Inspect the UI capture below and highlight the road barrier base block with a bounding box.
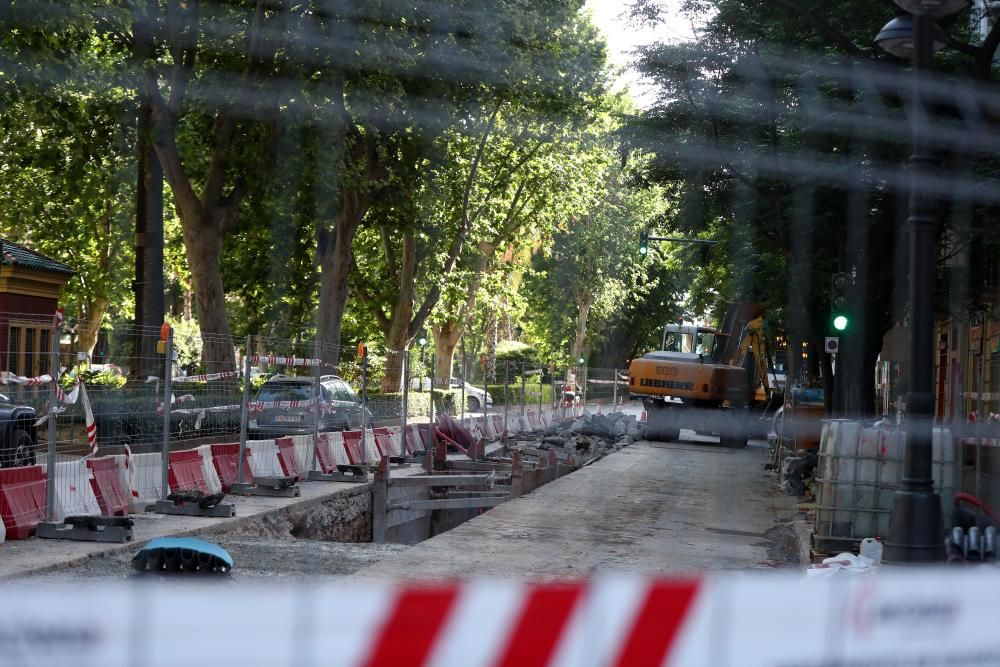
[152,499,235,518]
[36,518,133,543]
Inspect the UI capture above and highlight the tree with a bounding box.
[0,13,135,352]
[525,153,668,370]
[350,4,610,391]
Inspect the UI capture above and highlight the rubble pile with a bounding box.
[512,410,645,463]
[778,449,817,500]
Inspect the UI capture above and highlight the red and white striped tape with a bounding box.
[7,571,1000,666]
[251,354,321,367]
[0,371,54,386]
[172,371,241,383]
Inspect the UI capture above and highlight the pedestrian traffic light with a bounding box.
[831,272,851,331]
[639,230,649,256]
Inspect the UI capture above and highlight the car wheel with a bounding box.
[467,396,481,411]
[4,428,35,468]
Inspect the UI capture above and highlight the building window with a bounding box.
[7,326,19,376]
[6,324,50,378]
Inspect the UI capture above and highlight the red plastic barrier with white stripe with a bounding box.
[7,571,1000,666]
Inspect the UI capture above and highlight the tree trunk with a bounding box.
[77,297,109,356]
[317,192,362,369]
[180,212,235,371]
[433,320,462,381]
[572,291,593,363]
[484,307,498,383]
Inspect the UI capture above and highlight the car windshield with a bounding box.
[258,384,312,402]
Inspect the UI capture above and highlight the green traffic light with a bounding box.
[418,337,427,346]
[833,315,849,331]
[639,246,648,255]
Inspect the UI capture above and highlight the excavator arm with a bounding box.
[733,316,771,399]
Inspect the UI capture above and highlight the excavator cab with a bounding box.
[661,325,719,356]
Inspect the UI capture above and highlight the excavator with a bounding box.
[627,303,776,447]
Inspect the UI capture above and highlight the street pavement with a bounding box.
[355,433,801,579]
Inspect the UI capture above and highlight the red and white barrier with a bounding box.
[127,452,162,512]
[290,434,315,474]
[196,445,224,495]
[247,439,283,478]
[50,459,101,522]
[8,571,1000,666]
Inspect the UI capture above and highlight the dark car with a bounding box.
[0,396,37,468]
[248,375,372,438]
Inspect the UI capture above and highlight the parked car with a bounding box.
[248,375,372,438]
[0,396,37,468]
[408,377,493,410]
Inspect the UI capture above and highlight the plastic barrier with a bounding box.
[0,466,46,539]
[196,445,223,495]
[342,431,365,465]
[87,457,129,517]
[372,428,394,459]
[247,439,282,478]
[363,429,379,461]
[387,426,404,456]
[313,433,338,474]
[291,434,315,474]
[210,444,253,492]
[127,452,162,513]
[167,449,212,494]
[51,459,102,522]
[274,437,301,479]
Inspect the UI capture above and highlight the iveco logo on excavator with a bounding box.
[654,366,678,376]
[640,378,694,390]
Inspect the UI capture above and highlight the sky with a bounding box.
[583,0,698,106]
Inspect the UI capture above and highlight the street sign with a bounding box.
[825,337,839,354]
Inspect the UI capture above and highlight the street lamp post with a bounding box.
[875,0,968,563]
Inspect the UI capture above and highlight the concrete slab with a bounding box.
[355,438,800,579]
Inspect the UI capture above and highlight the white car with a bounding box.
[409,377,493,410]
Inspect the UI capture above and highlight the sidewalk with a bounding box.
[355,436,802,579]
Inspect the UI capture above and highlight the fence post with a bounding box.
[539,367,543,415]
[521,362,527,418]
[460,357,466,421]
[613,367,619,407]
[482,358,488,437]
[503,361,509,438]
[429,352,436,455]
[237,335,252,486]
[160,327,173,500]
[44,324,61,523]
[582,365,588,409]
[311,340,321,474]
[401,348,410,442]
[360,345,369,466]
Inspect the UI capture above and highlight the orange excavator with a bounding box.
[627,303,776,447]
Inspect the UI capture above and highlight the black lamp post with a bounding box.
[875,0,968,564]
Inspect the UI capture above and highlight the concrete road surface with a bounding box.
[356,435,801,579]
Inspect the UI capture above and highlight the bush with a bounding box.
[484,382,556,407]
[496,341,540,366]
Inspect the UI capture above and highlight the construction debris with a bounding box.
[509,410,645,464]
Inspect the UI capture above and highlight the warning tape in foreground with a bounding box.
[4,570,1000,667]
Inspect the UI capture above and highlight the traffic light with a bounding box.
[639,230,649,256]
[831,272,851,331]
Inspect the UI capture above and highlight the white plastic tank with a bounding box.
[815,421,957,553]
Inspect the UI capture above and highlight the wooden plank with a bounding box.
[388,496,509,511]
[389,474,495,488]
